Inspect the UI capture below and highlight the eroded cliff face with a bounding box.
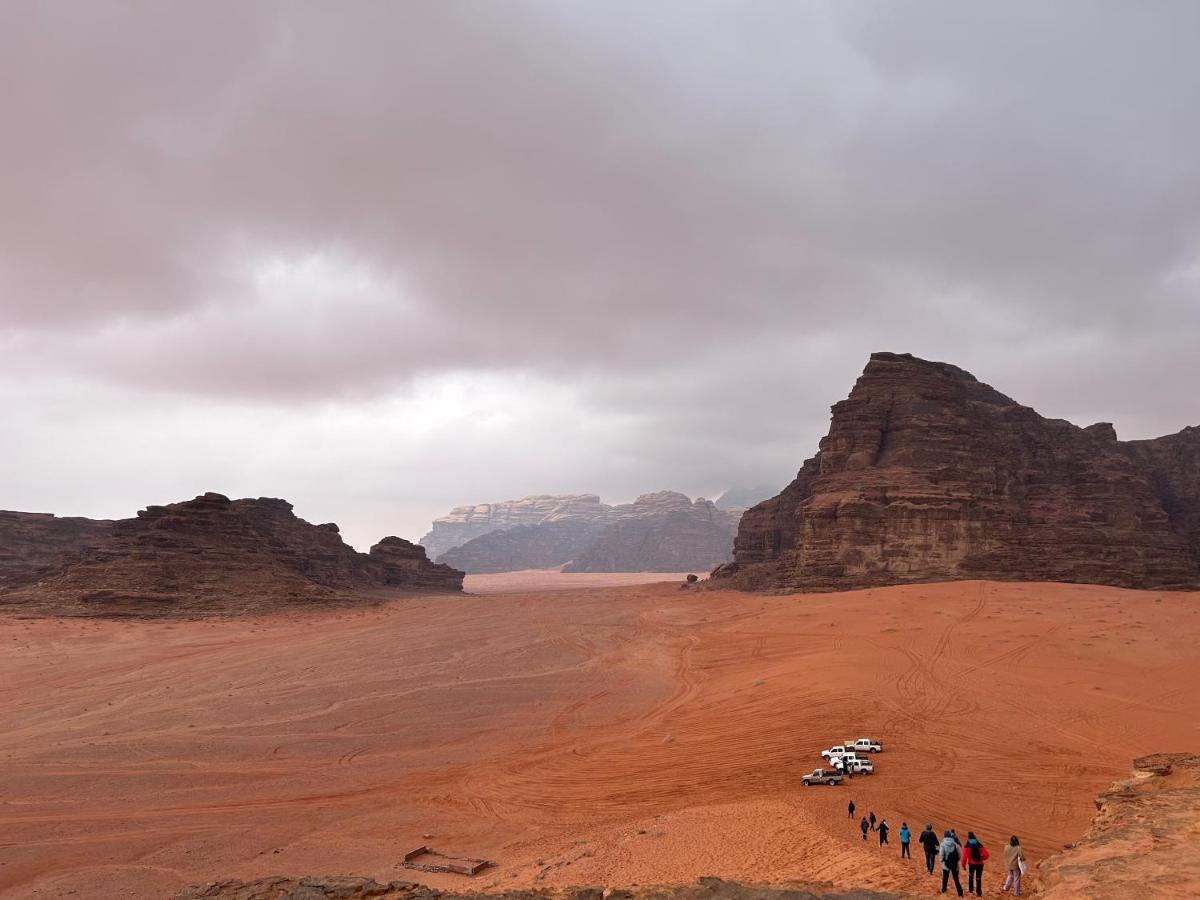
[0,510,114,590]
[2,492,462,616]
[1039,753,1200,898]
[715,353,1200,592]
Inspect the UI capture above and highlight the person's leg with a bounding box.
[927,852,936,874]
[966,865,976,892]
[1013,870,1021,897]
[941,869,950,893]
[952,868,964,897]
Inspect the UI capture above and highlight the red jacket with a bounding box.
[963,842,990,864]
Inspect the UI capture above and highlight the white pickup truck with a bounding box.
[842,737,883,753]
[801,767,843,786]
[835,755,874,774]
[821,744,852,761]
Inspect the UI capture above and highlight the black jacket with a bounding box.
[919,829,940,852]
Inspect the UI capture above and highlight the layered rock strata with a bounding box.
[0,510,114,589]
[2,492,462,615]
[715,352,1200,591]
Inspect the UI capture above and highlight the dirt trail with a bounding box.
[1,576,1197,898]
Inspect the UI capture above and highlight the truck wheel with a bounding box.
[802,779,811,786]
[827,778,836,785]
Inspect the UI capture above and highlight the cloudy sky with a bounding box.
[2,1,1198,548]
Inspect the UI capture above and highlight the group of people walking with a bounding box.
[847,800,1027,896]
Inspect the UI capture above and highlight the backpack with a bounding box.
[945,846,960,868]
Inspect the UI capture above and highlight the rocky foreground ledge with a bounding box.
[1038,752,1200,898]
[180,754,1200,900]
[179,876,905,900]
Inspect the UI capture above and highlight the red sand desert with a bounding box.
[2,576,1198,898]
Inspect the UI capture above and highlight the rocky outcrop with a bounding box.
[563,493,739,573]
[367,536,465,592]
[419,495,609,561]
[714,353,1200,592]
[1038,753,1200,898]
[2,493,462,616]
[0,510,114,590]
[180,876,904,900]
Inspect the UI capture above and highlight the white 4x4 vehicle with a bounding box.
[835,755,874,774]
[843,737,883,753]
[821,745,852,761]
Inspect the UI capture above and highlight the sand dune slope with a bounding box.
[1,580,1197,898]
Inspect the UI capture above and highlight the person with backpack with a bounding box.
[962,832,987,895]
[878,819,890,846]
[919,824,940,874]
[1002,835,1026,896]
[848,799,856,819]
[940,830,964,896]
[899,822,911,858]
[860,816,870,841]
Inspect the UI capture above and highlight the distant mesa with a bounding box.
[428,490,742,574]
[419,494,608,562]
[714,352,1200,592]
[714,484,779,512]
[0,492,463,616]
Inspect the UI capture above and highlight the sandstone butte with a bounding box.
[0,492,463,616]
[713,352,1200,592]
[434,491,740,574]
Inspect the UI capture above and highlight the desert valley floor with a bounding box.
[2,574,1198,899]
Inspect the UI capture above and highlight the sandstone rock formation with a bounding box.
[2,492,462,615]
[1039,753,1200,898]
[432,491,740,573]
[419,494,609,561]
[714,352,1200,592]
[0,510,114,590]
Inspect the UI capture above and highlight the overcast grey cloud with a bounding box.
[2,0,1198,547]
